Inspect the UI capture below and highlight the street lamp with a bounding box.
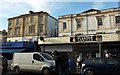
[96,35,102,57]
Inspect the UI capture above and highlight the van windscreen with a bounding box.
[41,53,53,60]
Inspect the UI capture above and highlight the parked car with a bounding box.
[0,56,8,72]
[81,57,120,75]
[11,52,55,75]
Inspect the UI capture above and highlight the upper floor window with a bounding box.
[9,20,12,26]
[97,16,103,26]
[63,22,67,31]
[15,27,20,35]
[115,16,120,24]
[40,25,43,32]
[29,25,35,34]
[16,19,19,25]
[40,16,43,21]
[76,19,81,30]
[30,16,34,23]
[8,28,12,36]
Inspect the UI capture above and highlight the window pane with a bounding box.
[106,58,118,65]
[115,16,120,24]
[63,22,67,30]
[40,25,43,32]
[29,25,35,33]
[9,20,12,26]
[16,19,19,25]
[76,19,81,29]
[97,17,103,26]
[30,16,34,23]
[33,54,41,61]
[91,58,104,64]
[15,27,20,35]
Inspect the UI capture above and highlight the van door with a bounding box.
[32,53,45,71]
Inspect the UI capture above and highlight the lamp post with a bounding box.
[97,35,102,57]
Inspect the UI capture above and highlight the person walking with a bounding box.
[76,53,82,70]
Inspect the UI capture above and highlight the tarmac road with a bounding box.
[1,70,80,75]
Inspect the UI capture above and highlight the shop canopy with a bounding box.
[0,49,25,53]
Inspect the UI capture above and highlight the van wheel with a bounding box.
[84,70,94,75]
[42,68,50,75]
[14,66,20,74]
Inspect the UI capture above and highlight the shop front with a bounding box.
[73,41,120,60]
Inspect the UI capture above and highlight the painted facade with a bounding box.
[7,11,58,42]
[58,8,120,41]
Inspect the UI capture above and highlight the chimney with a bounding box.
[29,10,34,14]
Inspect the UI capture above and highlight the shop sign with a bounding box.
[76,36,96,42]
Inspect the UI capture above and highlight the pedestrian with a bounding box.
[59,53,69,75]
[76,53,82,69]
[51,50,60,74]
[86,53,91,59]
[68,55,76,75]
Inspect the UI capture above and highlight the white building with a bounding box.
[58,8,120,40]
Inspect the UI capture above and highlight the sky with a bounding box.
[0,0,120,31]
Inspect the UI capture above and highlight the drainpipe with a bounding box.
[71,14,73,36]
[86,13,89,35]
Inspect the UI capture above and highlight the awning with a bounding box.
[0,49,25,53]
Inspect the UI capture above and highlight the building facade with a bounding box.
[58,8,120,39]
[7,11,58,42]
[0,30,7,42]
[57,7,120,58]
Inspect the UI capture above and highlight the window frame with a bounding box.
[63,22,67,31]
[33,53,43,61]
[90,58,104,64]
[76,19,81,30]
[97,16,103,26]
[30,16,34,23]
[9,20,12,26]
[105,58,119,65]
[16,19,19,25]
[28,25,35,34]
[115,16,120,24]
[15,27,20,35]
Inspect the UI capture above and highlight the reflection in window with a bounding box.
[15,27,20,35]
[9,20,12,26]
[97,16,103,26]
[76,19,81,30]
[16,19,19,25]
[40,25,43,32]
[91,58,104,64]
[115,16,120,24]
[30,16,34,23]
[41,53,53,60]
[29,25,35,34]
[33,54,42,61]
[106,58,118,65]
[9,28,12,36]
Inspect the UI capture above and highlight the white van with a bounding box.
[11,52,55,75]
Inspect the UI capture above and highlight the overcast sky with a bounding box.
[0,0,120,31]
